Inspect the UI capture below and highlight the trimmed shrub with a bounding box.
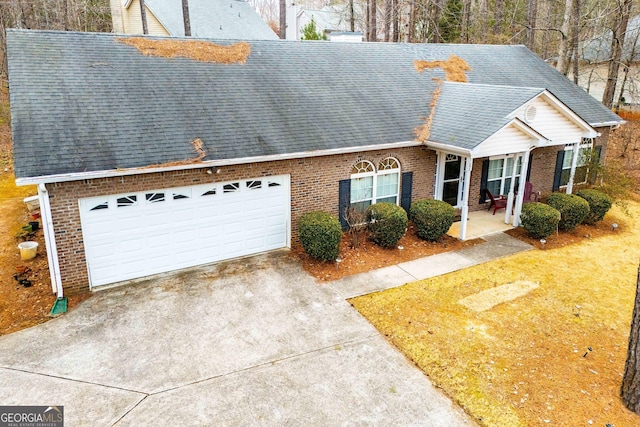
[409,199,455,242]
[299,211,342,261]
[366,202,408,248]
[576,189,613,225]
[520,202,560,239]
[546,193,590,231]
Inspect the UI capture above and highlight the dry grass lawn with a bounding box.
[351,201,640,426]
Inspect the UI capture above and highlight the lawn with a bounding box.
[351,200,640,426]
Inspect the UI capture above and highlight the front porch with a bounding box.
[447,209,515,240]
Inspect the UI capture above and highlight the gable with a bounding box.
[513,95,592,145]
[122,0,169,35]
[473,123,539,158]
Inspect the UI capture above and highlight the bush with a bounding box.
[409,199,455,242]
[576,189,613,225]
[299,211,342,261]
[366,203,408,248]
[546,193,590,231]
[520,202,560,238]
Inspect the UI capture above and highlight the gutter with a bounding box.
[16,141,423,186]
[423,141,472,157]
[38,184,63,299]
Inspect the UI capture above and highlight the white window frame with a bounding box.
[560,139,593,188]
[350,158,401,211]
[435,152,465,208]
[486,154,523,196]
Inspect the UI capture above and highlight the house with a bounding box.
[7,30,623,296]
[109,0,278,40]
[286,4,362,41]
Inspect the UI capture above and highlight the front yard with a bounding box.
[351,200,640,426]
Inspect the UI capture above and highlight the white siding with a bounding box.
[123,0,169,35]
[473,124,533,158]
[515,98,583,145]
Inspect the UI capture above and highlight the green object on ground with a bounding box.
[49,297,67,316]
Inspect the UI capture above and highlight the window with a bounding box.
[90,201,109,211]
[246,180,262,190]
[223,183,240,193]
[560,140,592,187]
[486,155,522,196]
[442,154,462,206]
[145,192,165,203]
[117,195,137,207]
[350,158,400,211]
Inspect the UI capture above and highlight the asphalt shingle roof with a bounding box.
[7,30,622,179]
[430,83,544,150]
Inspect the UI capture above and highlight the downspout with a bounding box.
[39,184,63,298]
[513,150,530,227]
[566,141,580,194]
[459,156,473,241]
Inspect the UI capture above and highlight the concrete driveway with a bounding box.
[0,251,474,426]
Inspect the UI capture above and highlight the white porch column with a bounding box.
[504,154,520,224]
[459,156,473,241]
[566,142,580,194]
[513,151,530,227]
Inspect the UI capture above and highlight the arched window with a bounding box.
[350,158,401,211]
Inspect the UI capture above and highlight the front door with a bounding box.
[438,153,464,207]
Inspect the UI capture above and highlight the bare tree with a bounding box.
[279,0,286,39]
[139,0,148,34]
[526,0,537,49]
[602,0,633,109]
[556,0,575,75]
[369,0,377,41]
[182,0,191,36]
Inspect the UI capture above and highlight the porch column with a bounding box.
[459,156,473,241]
[566,141,580,194]
[513,151,530,227]
[504,154,520,224]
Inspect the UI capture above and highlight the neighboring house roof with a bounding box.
[7,30,622,181]
[123,0,278,39]
[581,15,640,63]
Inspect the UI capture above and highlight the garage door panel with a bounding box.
[80,175,290,288]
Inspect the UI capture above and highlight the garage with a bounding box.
[79,175,290,288]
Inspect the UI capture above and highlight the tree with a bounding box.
[139,0,149,34]
[602,0,633,109]
[279,0,286,39]
[300,18,326,40]
[182,0,191,36]
[622,265,640,413]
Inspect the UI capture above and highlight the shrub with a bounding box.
[576,189,613,225]
[409,199,455,242]
[546,193,590,231]
[299,211,342,261]
[366,203,408,248]
[520,202,560,238]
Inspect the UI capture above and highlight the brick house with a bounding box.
[7,30,623,295]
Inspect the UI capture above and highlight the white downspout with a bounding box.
[513,151,530,227]
[459,157,473,241]
[566,142,580,194]
[504,155,519,224]
[39,184,63,298]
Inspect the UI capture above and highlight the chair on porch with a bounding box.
[523,181,540,203]
[486,190,507,215]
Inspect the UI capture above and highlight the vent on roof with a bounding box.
[524,105,537,124]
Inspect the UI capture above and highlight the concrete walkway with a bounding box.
[330,232,533,299]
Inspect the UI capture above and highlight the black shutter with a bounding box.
[400,172,413,213]
[479,159,490,204]
[526,152,533,182]
[552,150,565,192]
[594,145,602,162]
[338,179,351,230]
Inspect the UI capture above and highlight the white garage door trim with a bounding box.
[79,175,290,289]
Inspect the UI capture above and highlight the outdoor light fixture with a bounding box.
[206,168,213,175]
[612,223,619,231]
[540,239,546,249]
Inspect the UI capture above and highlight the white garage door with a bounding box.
[79,175,290,288]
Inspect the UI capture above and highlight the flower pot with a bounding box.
[18,241,38,260]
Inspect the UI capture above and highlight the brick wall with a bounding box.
[47,146,436,294]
